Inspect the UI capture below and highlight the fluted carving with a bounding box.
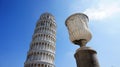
[65,13,92,47]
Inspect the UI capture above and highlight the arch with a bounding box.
[31,64,33,67]
[33,52,35,55]
[45,27,46,32]
[50,23,52,27]
[41,34,43,38]
[41,43,43,49]
[33,43,35,46]
[34,64,36,67]
[38,64,40,67]
[38,42,41,49]
[41,64,44,67]
[46,43,48,50]
[39,42,41,45]
[43,53,45,60]
[44,43,47,49]
[47,28,49,32]
[38,34,40,37]
[40,27,41,31]
[40,52,42,60]
[49,35,50,40]
[46,34,48,38]
[45,64,47,67]
[31,52,33,56]
[37,52,39,55]
[44,34,45,39]
[42,42,44,45]
[45,52,48,60]
[44,27,45,31]
[39,42,42,49]
[36,42,38,49]
[41,22,44,26]
[48,44,50,50]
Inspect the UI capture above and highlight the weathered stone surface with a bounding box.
[65,13,92,47]
[74,47,100,67]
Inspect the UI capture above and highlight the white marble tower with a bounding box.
[24,13,56,67]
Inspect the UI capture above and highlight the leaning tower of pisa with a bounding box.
[24,13,56,67]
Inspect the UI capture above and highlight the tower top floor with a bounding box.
[39,12,55,22]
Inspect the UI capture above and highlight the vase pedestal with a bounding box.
[74,47,100,67]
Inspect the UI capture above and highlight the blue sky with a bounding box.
[0,0,120,67]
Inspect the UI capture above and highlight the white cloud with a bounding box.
[84,2,120,20]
